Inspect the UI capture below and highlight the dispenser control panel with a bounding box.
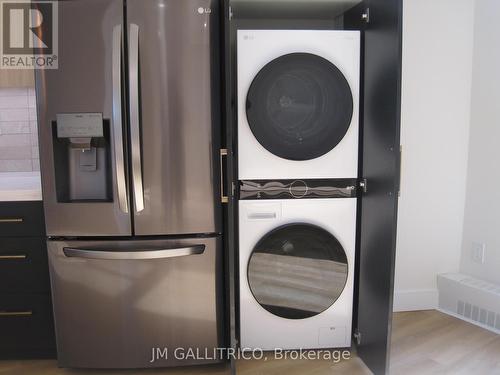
[56,113,103,138]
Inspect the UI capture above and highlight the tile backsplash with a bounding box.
[0,88,39,172]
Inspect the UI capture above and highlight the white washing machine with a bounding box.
[237,29,360,180]
[238,198,356,350]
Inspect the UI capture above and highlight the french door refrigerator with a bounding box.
[35,0,223,369]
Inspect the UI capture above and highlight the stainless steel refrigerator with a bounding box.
[35,0,224,369]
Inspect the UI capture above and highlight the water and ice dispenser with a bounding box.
[52,113,112,202]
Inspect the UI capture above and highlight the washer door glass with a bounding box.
[246,53,353,161]
[248,223,348,319]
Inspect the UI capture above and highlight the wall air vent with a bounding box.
[437,273,500,334]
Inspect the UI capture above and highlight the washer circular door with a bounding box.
[247,223,348,319]
[246,52,353,161]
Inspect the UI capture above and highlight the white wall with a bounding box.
[394,0,475,311]
[459,0,500,284]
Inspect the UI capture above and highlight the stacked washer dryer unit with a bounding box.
[237,29,360,350]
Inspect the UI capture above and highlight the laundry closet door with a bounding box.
[347,0,403,374]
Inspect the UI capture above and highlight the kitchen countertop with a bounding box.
[0,172,42,201]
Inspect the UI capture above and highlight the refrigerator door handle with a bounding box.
[112,24,129,214]
[128,23,145,213]
[62,245,205,260]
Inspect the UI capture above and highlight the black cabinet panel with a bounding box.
[352,0,402,374]
[0,294,56,358]
[0,202,45,237]
[0,237,50,294]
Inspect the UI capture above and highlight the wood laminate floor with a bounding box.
[1,310,499,375]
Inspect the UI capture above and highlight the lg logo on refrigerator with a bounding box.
[0,0,58,69]
[197,7,211,14]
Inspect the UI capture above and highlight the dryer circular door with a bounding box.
[247,223,348,319]
[246,52,353,161]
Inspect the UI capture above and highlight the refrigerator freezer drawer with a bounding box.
[47,237,223,369]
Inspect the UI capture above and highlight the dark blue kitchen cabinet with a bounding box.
[0,201,56,359]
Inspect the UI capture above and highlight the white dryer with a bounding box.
[238,198,356,350]
[237,29,360,180]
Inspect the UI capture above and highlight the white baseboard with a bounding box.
[393,289,438,312]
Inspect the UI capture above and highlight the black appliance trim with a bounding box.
[239,178,358,200]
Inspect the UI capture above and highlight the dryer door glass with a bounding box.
[246,52,353,161]
[247,223,348,319]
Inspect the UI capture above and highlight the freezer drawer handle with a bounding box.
[112,24,129,213]
[128,23,145,213]
[62,245,205,260]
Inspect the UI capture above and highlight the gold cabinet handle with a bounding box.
[0,218,24,223]
[0,311,33,317]
[220,149,229,203]
[0,254,27,260]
